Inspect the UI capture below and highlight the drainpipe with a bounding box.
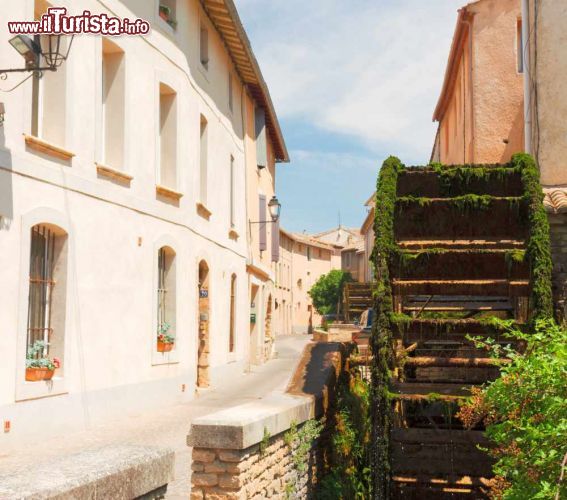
[522,0,532,154]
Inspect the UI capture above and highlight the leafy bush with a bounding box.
[308,270,353,316]
[157,322,175,344]
[26,340,60,370]
[458,319,567,499]
[318,368,371,499]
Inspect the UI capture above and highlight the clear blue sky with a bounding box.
[235,0,464,233]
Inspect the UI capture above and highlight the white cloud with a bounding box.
[235,0,464,163]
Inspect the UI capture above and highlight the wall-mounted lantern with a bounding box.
[250,196,282,225]
[1,34,73,80]
[0,103,5,126]
[267,196,282,223]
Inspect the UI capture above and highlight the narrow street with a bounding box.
[0,335,310,499]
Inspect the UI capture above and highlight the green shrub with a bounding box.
[308,269,353,316]
[317,369,371,499]
[458,319,567,499]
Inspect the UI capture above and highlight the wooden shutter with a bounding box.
[200,26,209,66]
[255,107,267,169]
[259,195,267,251]
[272,220,280,262]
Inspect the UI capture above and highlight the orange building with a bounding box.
[431,0,525,165]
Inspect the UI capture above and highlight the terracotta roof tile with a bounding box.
[543,188,567,214]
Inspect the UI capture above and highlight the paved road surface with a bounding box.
[0,335,310,499]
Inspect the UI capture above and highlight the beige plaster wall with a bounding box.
[470,0,524,164]
[291,242,338,333]
[243,90,279,363]
[526,0,567,186]
[273,232,293,337]
[0,0,266,444]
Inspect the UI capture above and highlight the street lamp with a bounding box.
[9,35,40,68]
[1,34,73,77]
[250,195,282,225]
[268,196,281,223]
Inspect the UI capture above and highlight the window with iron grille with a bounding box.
[27,225,56,355]
[157,247,168,333]
[229,274,236,353]
[157,246,177,346]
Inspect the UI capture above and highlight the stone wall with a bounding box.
[188,342,346,499]
[191,421,319,499]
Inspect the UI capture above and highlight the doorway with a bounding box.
[197,260,210,388]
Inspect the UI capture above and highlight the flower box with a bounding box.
[26,367,55,382]
[158,340,174,352]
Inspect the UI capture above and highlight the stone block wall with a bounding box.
[190,422,319,499]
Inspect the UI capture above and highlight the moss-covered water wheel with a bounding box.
[370,154,552,499]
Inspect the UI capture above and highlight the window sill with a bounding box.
[24,134,75,162]
[151,349,180,366]
[156,185,183,201]
[229,228,239,241]
[196,202,212,220]
[16,376,68,402]
[96,162,133,184]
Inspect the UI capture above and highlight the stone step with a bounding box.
[391,249,529,280]
[393,279,529,297]
[395,196,527,240]
[397,167,522,198]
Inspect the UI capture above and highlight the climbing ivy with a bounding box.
[369,156,404,499]
[284,419,323,498]
[370,153,554,498]
[512,153,554,321]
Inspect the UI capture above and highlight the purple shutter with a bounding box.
[259,195,267,251]
[272,220,280,262]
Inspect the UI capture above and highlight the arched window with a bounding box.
[26,223,68,376]
[229,274,236,353]
[157,246,176,351]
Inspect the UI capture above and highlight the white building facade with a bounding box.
[0,0,287,445]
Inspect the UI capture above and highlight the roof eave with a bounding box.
[432,8,474,122]
[201,0,289,162]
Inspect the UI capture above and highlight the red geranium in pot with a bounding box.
[25,340,60,381]
[157,323,175,352]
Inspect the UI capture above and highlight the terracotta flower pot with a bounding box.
[26,367,55,382]
[157,341,174,353]
[159,11,169,22]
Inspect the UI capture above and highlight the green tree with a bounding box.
[458,319,567,499]
[308,270,353,316]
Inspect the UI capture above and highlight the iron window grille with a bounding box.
[27,225,55,356]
